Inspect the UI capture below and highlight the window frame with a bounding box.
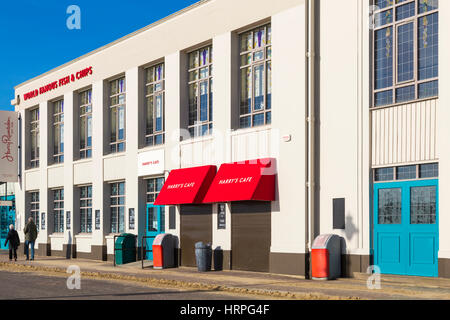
[110,181,125,234]
[109,77,126,153]
[29,107,40,169]
[238,23,272,128]
[372,0,439,108]
[373,163,438,183]
[187,45,213,138]
[52,99,64,164]
[29,191,40,230]
[79,185,93,233]
[79,89,93,159]
[52,188,64,233]
[145,63,165,146]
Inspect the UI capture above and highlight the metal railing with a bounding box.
[141,235,156,269]
[113,234,138,267]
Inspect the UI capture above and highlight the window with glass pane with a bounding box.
[29,192,40,230]
[419,163,438,178]
[396,165,417,180]
[146,177,165,204]
[378,188,402,224]
[53,189,64,233]
[79,90,92,159]
[239,24,271,128]
[110,182,125,233]
[375,167,394,181]
[30,108,40,168]
[80,185,92,233]
[372,0,438,107]
[145,64,165,146]
[110,78,126,153]
[188,46,213,138]
[411,186,436,224]
[52,100,64,163]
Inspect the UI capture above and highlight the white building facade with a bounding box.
[11,0,450,278]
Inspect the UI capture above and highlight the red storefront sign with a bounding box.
[203,158,276,203]
[23,66,93,101]
[154,165,217,205]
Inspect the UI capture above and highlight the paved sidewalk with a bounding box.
[0,252,449,300]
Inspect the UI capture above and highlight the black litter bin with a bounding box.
[195,242,212,272]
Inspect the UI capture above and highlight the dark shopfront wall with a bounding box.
[180,204,212,267]
[231,201,271,273]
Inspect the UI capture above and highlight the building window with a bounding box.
[53,189,64,233]
[30,191,40,230]
[145,64,165,146]
[52,100,64,163]
[146,177,165,204]
[188,46,213,137]
[110,182,125,233]
[239,24,272,128]
[79,90,93,159]
[30,108,40,168]
[110,78,126,153]
[372,0,438,107]
[374,163,438,182]
[80,185,92,233]
[146,177,165,233]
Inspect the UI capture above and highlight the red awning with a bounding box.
[154,165,216,205]
[203,158,276,203]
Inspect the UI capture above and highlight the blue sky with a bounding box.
[0,0,198,111]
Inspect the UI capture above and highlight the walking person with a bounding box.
[23,217,38,261]
[4,225,20,262]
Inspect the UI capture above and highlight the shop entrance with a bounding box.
[374,179,439,277]
[180,205,212,267]
[0,197,15,250]
[231,202,271,272]
[145,204,165,260]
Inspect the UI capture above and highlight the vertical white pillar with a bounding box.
[63,91,75,252]
[125,67,139,236]
[165,52,182,243]
[38,101,49,249]
[92,80,105,247]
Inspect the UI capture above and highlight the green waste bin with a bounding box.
[115,233,136,265]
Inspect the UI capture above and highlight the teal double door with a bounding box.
[145,204,165,260]
[0,201,15,250]
[374,179,439,277]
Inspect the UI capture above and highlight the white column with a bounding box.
[63,92,75,248]
[92,80,106,246]
[125,67,139,236]
[38,101,49,247]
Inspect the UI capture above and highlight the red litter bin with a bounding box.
[311,234,341,280]
[152,233,175,269]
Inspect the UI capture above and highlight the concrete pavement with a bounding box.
[0,252,449,300]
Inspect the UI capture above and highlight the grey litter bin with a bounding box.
[195,242,212,272]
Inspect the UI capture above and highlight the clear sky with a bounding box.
[0,0,199,111]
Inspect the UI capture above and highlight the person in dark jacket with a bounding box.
[4,224,20,262]
[23,217,38,261]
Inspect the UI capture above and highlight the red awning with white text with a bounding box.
[203,158,276,203]
[154,165,216,205]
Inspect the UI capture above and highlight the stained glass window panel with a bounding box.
[254,64,265,111]
[375,27,393,90]
[396,85,415,103]
[397,22,414,83]
[375,90,393,107]
[396,2,415,21]
[378,188,402,224]
[411,186,436,224]
[419,0,438,14]
[418,13,438,80]
[418,80,438,99]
